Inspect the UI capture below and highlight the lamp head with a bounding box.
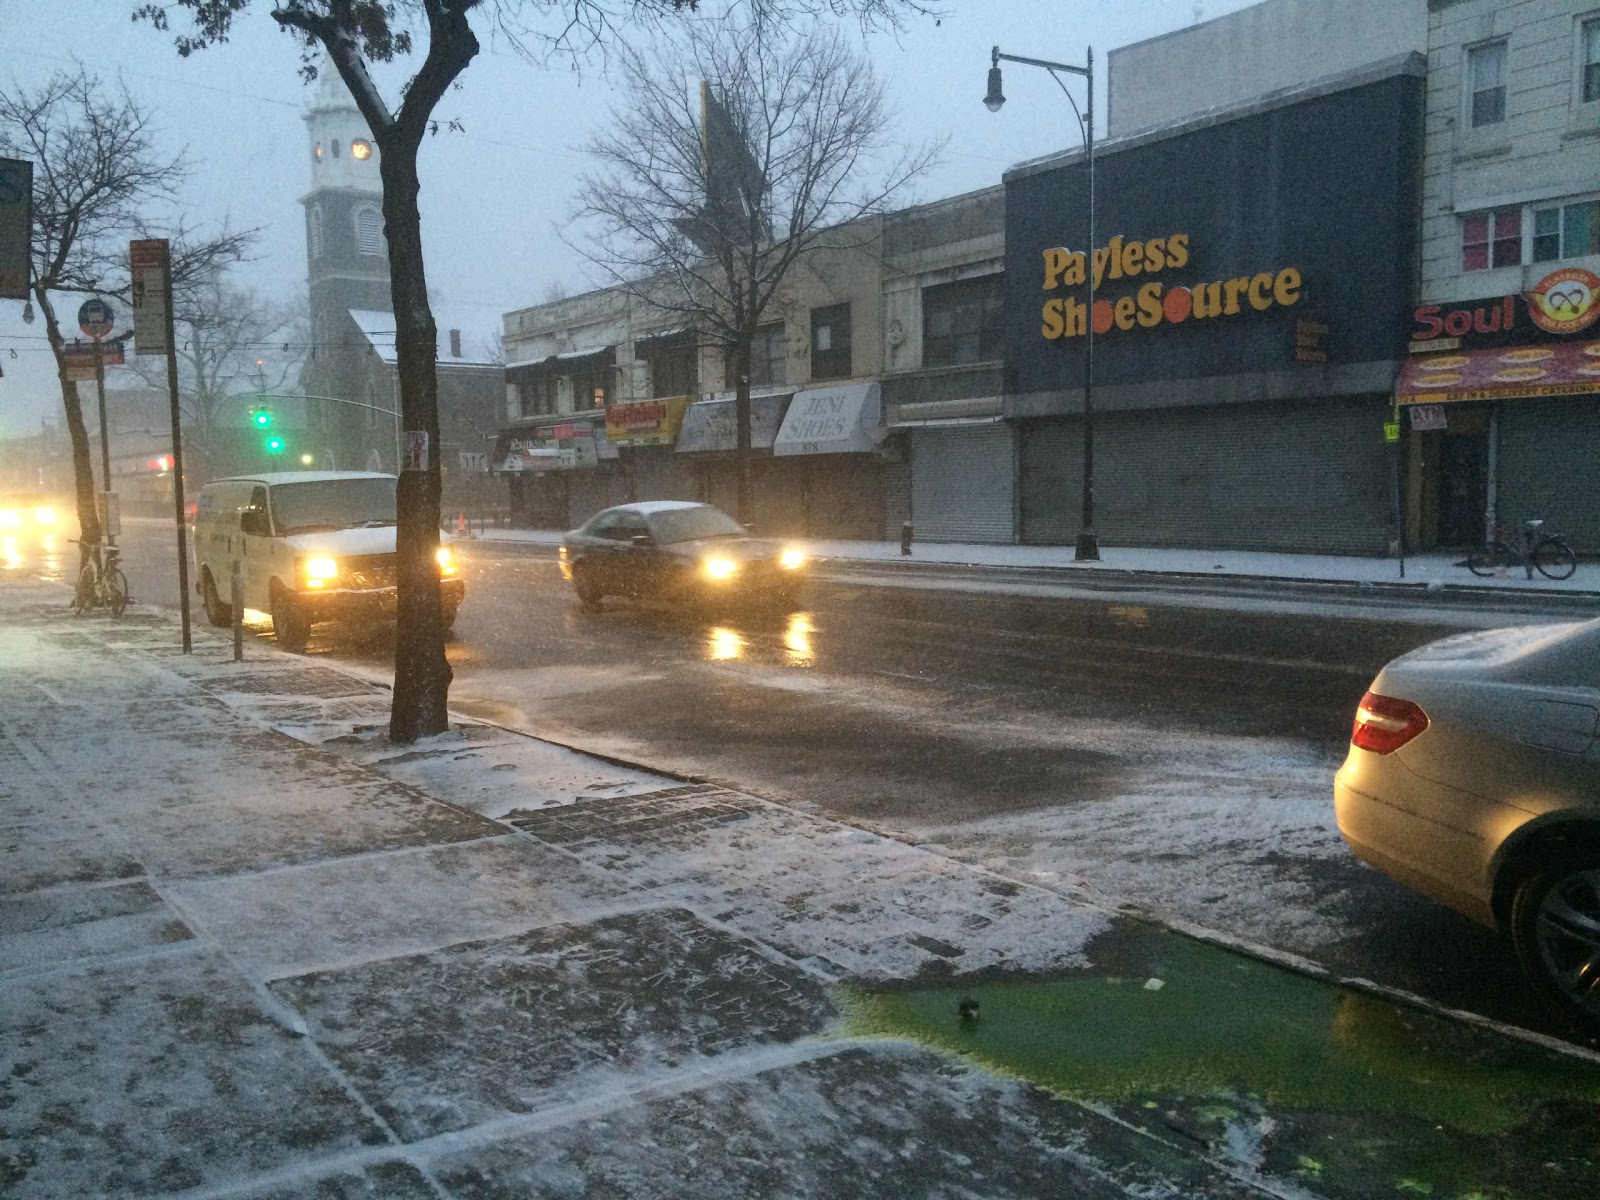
[984,66,1006,112]
[21,300,34,325]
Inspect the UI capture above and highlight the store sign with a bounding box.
[500,423,598,471]
[1526,267,1599,335]
[1039,231,1302,341]
[1411,270,1600,346]
[1408,404,1447,431]
[604,396,688,446]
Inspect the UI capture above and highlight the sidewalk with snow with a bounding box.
[3,574,1597,1199]
[468,523,1600,595]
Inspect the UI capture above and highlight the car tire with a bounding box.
[1509,855,1600,1033]
[572,564,603,610]
[441,601,459,636]
[201,570,233,628]
[270,586,310,654]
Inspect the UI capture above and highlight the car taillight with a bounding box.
[1351,691,1429,754]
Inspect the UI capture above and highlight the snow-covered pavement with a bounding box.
[3,575,1596,1199]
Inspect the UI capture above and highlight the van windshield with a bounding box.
[270,478,396,533]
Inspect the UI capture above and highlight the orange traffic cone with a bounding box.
[457,511,469,538]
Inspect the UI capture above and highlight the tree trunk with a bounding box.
[38,289,102,571]
[733,334,753,528]
[379,143,450,744]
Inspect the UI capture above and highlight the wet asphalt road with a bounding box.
[98,521,1596,1044]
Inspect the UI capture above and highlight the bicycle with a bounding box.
[69,538,130,617]
[1466,519,1577,581]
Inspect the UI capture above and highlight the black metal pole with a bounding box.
[1074,47,1099,562]
[160,253,192,653]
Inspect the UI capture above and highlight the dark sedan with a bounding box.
[559,501,807,609]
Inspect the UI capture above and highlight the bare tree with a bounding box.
[125,277,303,483]
[570,22,938,521]
[136,0,937,744]
[0,67,252,568]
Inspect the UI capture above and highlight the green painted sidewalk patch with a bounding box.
[841,922,1600,1200]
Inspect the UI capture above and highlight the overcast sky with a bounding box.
[0,0,1258,439]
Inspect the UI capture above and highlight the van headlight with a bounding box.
[304,557,340,588]
[0,509,19,529]
[436,546,457,576]
[779,548,805,570]
[703,556,738,581]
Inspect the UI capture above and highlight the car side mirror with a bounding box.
[630,533,653,548]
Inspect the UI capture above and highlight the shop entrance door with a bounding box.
[1408,404,1490,550]
[1436,430,1488,548]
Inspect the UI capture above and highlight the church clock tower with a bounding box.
[300,68,392,468]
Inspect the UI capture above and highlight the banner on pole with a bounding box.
[129,238,171,355]
[0,158,31,300]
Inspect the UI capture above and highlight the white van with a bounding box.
[191,471,464,652]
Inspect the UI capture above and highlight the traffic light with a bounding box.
[265,435,285,454]
[250,406,273,429]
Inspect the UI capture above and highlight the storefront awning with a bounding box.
[773,382,883,456]
[675,393,791,454]
[1397,342,1600,404]
[492,419,606,473]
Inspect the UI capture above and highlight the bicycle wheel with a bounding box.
[71,564,97,614]
[104,568,129,617]
[1465,541,1514,577]
[1532,537,1577,581]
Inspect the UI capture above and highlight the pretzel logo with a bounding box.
[1525,268,1600,335]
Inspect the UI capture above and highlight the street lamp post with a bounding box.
[986,45,1099,562]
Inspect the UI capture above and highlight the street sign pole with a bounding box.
[161,254,192,653]
[94,337,112,541]
[131,239,191,652]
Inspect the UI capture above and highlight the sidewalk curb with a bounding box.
[818,555,1600,606]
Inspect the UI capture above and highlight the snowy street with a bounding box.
[5,545,1600,1196]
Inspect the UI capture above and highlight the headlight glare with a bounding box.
[780,549,805,570]
[305,557,340,581]
[436,546,457,576]
[704,556,738,580]
[34,507,56,525]
[0,509,19,529]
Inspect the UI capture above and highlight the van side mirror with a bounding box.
[241,509,269,536]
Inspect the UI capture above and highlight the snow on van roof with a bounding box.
[201,472,397,487]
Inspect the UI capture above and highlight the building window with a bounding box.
[354,206,384,256]
[923,274,1005,366]
[571,365,611,409]
[1467,40,1508,128]
[309,204,323,259]
[727,322,786,388]
[1461,207,1521,271]
[331,139,342,159]
[1533,198,1600,262]
[809,303,851,380]
[350,138,373,161]
[518,373,559,418]
[1582,18,1600,104]
[637,331,696,398]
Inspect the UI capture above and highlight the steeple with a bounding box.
[303,58,381,198]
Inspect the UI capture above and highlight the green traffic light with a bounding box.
[252,408,272,427]
[266,436,284,453]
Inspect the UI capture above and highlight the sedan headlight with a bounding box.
[436,545,458,576]
[780,548,805,570]
[304,557,340,588]
[703,556,738,581]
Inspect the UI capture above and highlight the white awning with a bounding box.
[772,382,883,456]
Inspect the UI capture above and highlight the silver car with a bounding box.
[1334,617,1600,1032]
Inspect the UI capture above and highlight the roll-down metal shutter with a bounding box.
[1021,398,1391,553]
[911,424,1016,543]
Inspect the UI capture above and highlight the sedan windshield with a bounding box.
[270,478,396,533]
[647,505,745,544]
